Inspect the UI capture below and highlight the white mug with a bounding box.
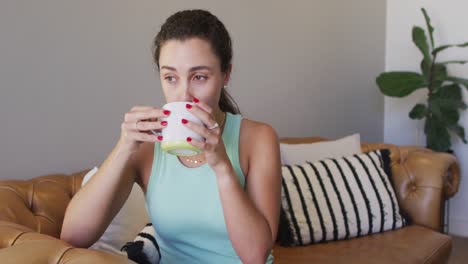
[159,101,204,156]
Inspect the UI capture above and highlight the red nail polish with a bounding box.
[186,104,192,109]
[161,121,168,126]
[192,97,199,103]
[157,135,163,141]
[181,119,188,124]
[163,110,171,116]
[186,137,192,142]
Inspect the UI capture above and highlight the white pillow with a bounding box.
[81,166,149,256]
[280,133,361,165]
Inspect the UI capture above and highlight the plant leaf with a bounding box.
[429,102,443,121]
[412,26,432,66]
[432,42,468,56]
[421,8,435,48]
[431,98,467,110]
[421,59,430,80]
[433,84,462,101]
[424,116,451,152]
[442,108,459,125]
[446,76,468,89]
[409,104,427,119]
[450,125,468,144]
[430,94,460,126]
[460,102,467,110]
[431,64,448,93]
[439,60,468,65]
[376,72,426,97]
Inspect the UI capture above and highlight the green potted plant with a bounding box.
[376,8,468,152]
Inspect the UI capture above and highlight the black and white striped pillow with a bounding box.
[278,149,408,246]
[121,223,160,264]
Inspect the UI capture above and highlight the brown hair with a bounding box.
[153,9,240,114]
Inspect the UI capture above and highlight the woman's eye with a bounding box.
[165,76,176,82]
[194,75,207,81]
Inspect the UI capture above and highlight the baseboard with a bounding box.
[448,217,468,237]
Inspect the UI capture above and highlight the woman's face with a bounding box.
[158,37,230,110]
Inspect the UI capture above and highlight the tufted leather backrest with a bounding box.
[280,137,460,231]
[0,170,88,238]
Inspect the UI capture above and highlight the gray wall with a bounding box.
[0,0,386,180]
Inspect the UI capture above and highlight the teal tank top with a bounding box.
[145,112,274,264]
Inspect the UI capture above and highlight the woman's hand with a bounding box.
[183,100,230,170]
[119,106,170,153]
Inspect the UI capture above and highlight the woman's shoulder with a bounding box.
[240,118,278,148]
[238,118,279,178]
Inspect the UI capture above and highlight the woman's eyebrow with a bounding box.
[160,66,177,71]
[160,65,213,72]
[189,66,212,72]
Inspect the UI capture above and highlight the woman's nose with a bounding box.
[183,92,192,101]
[178,85,194,102]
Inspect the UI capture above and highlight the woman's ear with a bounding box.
[223,64,232,86]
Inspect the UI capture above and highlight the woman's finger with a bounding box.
[186,103,216,128]
[122,120,167,132]
[129,131,162,142]
[136,120,168,131]
[186,137,208,151]
[182,119,218,139]
[191,99,213,115]
[124,108,171,122]
[130,106,157,112]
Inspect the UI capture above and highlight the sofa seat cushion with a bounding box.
[273,225,452,264]
[0,221,133,264]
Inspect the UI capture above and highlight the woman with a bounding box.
[61,9,281,264]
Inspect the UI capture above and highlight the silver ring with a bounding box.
[208,122,219,130]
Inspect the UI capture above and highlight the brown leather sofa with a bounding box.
[0,138,460,263]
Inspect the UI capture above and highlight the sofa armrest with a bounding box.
[0,170,88,238]
[0,221,133,264]
[394,147,459,231]
[0,171,131,263]
[363,144,460,232]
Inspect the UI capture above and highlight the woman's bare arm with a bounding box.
[60,105,166,248]
[215,122,281,264]
[60,140,139,248]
